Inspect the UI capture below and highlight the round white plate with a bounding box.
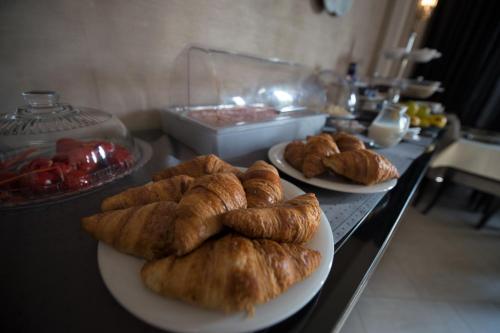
[268,142,397,194]
[98,178,334,333]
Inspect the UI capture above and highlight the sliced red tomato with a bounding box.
[52,154,69,164]
[22,170,62,193]
[63,170,90,191]
[110,147,133,168]
[76,147,99,173]
[88,140,115,154]
[20,158,54,173]
[29,157,53,170]
[57,145,98,173]
[53,162,73,179]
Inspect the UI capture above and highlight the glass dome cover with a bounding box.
[0,91,143,208]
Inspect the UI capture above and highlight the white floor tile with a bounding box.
[363,255,419,299]
[383,206,500,303]
[339,307,366,333]
[356,297,471,333]
[451,302,500,333]
[342,199,500,333]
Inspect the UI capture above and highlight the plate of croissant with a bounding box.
[81,155,334,333]
[268,132,400,193]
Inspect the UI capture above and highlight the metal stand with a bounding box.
[396,32,417,79]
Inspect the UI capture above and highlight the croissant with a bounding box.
[81,201,177,260]
[240,160,283,208]
[152,154,242,181]
[302,134,340,178]
[284,140,306,171]
[323,149,399,185]
[141,234,321,314]
[222,193,321,243]
[330,132,366,152]
[173,173,247,255]
[101,175,194,211]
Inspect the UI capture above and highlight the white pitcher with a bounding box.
[368,103,410,147]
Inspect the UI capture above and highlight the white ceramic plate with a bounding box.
[97,177,334,333]
[268,142,397,194]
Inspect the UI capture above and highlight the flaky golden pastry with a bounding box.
[302,134,340,178]
[240,160,283,208]
[284,140,306,171]
[222,193,321,243]
[81,201,177,260]
[101,175,194,211]
[323,149,399,185]
[141,234,321,314]
[330,132,366,152]
[173,173,247,255]
[152,154,242,181]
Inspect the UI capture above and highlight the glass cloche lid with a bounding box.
[0,91,145,208]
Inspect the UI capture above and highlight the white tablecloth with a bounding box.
[430,139,500,182]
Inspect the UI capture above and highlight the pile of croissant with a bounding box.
[285,132,399,185]
[81,155,322,314]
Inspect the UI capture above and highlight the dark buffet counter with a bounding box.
[1,130,435,333]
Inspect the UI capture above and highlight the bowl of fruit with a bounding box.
[0,91,150,208]
[404,101,447,129]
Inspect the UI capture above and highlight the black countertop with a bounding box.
[1,131,434,333]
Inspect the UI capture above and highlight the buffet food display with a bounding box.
[2,37,451,333]
[163,105,327,159]
[161,45,328,159]
[186,106,279,127]
[82,155,324,314]
[0,91,146,207]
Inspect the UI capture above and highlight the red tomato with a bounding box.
[56,138,82,153]
[60,146,98,172]
[24,170,62,193]
[76,148,99,173]
[63,170,90,191]
[78,161,98,173]
[110,147,133,168]
[20,158,53,172]
[53,162,73,178]
[52,154,69,164]
[89,140,115,154]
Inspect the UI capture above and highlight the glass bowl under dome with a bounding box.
[0,91,149,208]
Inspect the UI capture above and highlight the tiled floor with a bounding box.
[340,187,500,333]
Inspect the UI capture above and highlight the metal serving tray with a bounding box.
[160,105,327,159]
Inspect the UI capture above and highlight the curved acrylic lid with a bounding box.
[169,45,326,112]
[0,91,144,208]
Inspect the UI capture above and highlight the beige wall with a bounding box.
[1,0,399,130]
[372,0,416,77]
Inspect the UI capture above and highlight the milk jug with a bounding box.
[368,103,410,147]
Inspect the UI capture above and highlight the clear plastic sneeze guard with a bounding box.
[162,45,328,158]
[169,45,326,114]
[0,91,146,208]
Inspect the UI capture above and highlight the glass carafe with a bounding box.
[368,103,410,147]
